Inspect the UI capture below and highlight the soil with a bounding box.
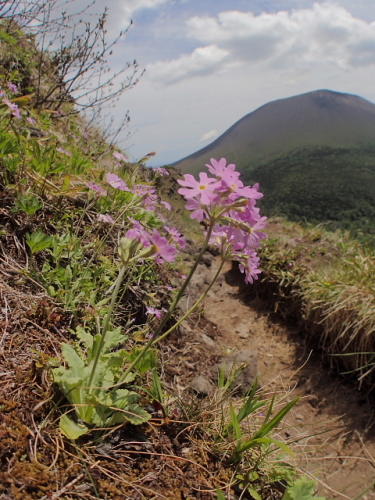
[174,253,375,499]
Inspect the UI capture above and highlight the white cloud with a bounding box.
[43,0,171,35]
[147,3,375,85]
[118,0,171,25]
[200,129,218,142]
[148,45,229,84]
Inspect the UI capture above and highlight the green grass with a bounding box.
[256,218,375,387]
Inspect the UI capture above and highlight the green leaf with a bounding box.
[74,326,94,351]
[59,414,89,440]
[230,404,242,441]
[216,490,226,500]
[15,194,42,215]
[127,347,157,373]
[252,397,299,440]
[151,367,164,404]
[111,388,139,409]
[103,327,127,350]
[61,343,85,375]
[282,477,326,500]
[110,403,151,425]
[247,487,262,500]
[236,436,292,456]
[26,231,54,253]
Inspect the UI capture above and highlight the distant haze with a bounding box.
[171,90,375,175]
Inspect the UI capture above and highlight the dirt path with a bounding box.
[180,255,375,499]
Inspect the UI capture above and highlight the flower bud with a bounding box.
[118,237,142,264]
[118,237,156,264]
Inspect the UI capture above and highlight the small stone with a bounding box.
[180,321,193,333]
[198,333,216,348]
[189,376,214,397]
[295,414,304,421]
[239,332,249,339]
[230,313,239,319]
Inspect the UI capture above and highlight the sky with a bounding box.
[52,0,375,166]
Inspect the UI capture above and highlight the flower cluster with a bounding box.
[88,172,172,215]
[7,82,18,93]
[178,158,267,284]
[153,167,169,176]
[113,151,128,162]
[1,83,22,120]
[120,225,175,264]
[3,97,21,119]
[122,218,185,265]
[146,306,167,319]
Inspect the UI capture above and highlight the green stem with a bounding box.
[151,223,214,337]
[87,264,127,389]
[153,258,225,346]
[118,255,225,385]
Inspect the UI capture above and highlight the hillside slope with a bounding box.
[171,90,375,175]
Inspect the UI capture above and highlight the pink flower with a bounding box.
[149,229,177,263]
[106,173,129,191]
[26,116,36,125]
[164,226,185,248]
[238,250,262,284]
[113,151,128,162]
[97,214,115,224]
[178,172,220,204]
[154,167,169,176]
[125,227,150,247]
[184,198,208,222]
[146,307,166,319]
[160,200,172,210]
[132,184,155,197]
[87,182,107,196]
[206,158,240,180]
[3,98,21,119]
[143,194,158,210]
[7,82,18,93]
[56,147,72,156]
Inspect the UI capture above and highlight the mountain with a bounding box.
[170,90,375,241]
[171,90,375,175]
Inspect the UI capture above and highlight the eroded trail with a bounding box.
[180,255,375,499]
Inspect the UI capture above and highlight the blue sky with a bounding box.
[61,1,375,166]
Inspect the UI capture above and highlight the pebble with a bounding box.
[189,375,214,397]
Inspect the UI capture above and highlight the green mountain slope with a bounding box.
[243,145,375,240]
[171,90,375,176]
